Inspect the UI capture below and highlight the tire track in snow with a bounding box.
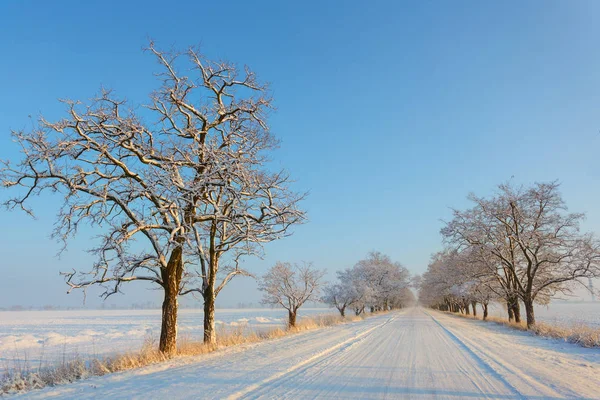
[429,311,600,400]
[424,310,580,400]
[225,315,397,400]
[244,315,398,399]
[424,310,528,400]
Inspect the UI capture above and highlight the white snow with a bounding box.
[485,301,600,328]
[7,307,600,399]
[0,308,334,374]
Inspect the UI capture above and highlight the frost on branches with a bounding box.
[323,252,414,317]
[259,262,325,327]
[419,181,600,328]
[0,42,306,354]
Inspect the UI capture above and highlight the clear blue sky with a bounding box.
[1,1,600,308]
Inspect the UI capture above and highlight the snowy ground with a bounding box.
[493,302,600,327]
[8,307,600,399]
[0,308,334,374]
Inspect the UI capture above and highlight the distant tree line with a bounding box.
[419,181,600,328]
[321,251,415,317]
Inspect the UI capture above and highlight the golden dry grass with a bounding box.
[443,310,600,344]
[1,311,370,395]
[531,322,600,347]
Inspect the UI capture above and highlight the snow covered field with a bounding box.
[8,308,600,399]
[0,308,334,373]
[488,301,600,327]
[2,302,598,376]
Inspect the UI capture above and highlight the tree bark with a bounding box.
[288,309,297,327]
[512,300,521,323]
[159,245,183,355]
[338,305,346,317]
[483,303,488,320]
[203,245,218,344]
[471,301,477,317]
[203,287,216,344]
[507,301,514,321]
[465,302,470,315]
[507,295,521,323]
[524,297,535,329]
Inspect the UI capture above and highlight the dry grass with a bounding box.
[531,322,600,347]
[1,312,369,396]
[443,310,600,345]
[482,315,528,331]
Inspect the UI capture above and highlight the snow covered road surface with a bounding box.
[13,308,600,399]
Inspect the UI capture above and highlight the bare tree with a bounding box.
[355,251,410,312]
[442,181,600,328]
[0,42,305,353]
[442,204,523,321]
[322,282,354,317]
[325,252,411,316]
[259,262,325,327]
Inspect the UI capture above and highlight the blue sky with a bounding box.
[1,1,600,307]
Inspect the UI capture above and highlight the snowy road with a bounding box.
[14,308,600,399]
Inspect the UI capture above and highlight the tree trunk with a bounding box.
[338,305,346,318]
[524,297,535,329]
[288,309,297,327]
[203,250,218,344]
[471,301,477,317]
[159,245,184,355]
[507,294,521,323]
[465,302,470,315]
[203,287,216,344]
[483,303,488,320]
[160,286,178,355]
[512,300,521,323]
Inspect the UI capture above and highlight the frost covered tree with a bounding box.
[322,282,355,317]
[259,262,325,327]
[418,251,463,312]
[391,287,417,309]
[418,249,497,319]
[442,181,600,328]
[326,252,411,315]
[355,252,411,311]
[0,42,305,353]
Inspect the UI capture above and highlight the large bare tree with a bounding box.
[0,42,305,353]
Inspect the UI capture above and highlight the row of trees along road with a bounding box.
[419,181,600,329]
[0,42,306,355]
[322,252,415,317]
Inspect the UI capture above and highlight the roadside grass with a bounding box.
[531,321,600,347]
[442,310,600,347]
[1,312,369,396]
